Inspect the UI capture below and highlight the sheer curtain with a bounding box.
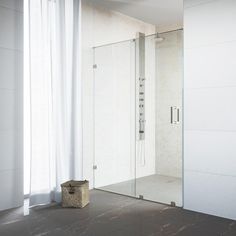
[27,0,82,206]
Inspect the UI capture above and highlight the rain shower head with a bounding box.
[154,33,164,42]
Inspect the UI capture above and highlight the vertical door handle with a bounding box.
[177,108,180,123]
[170,107,173,124]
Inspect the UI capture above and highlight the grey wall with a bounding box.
[184,0,236,220]
[0,0,23,210]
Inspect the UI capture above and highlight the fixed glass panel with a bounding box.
[93,40,136,197]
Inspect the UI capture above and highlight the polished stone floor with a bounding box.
[0,190,235,236]
[100,174,182,206]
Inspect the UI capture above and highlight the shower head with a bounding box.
[154,33,164,43]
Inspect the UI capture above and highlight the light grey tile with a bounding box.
[184,42,236,88]
[184,0,236,48]
[0,90,15,131]
[185,130,236,176]
[0,7,23,50]
[0,48,22,90]
[184,87,236,131]
[0,169,23,211]
[0,0,23,12]
[0,131,20,171]
[184,170,236,220]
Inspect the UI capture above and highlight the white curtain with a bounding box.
[27,0,82,206]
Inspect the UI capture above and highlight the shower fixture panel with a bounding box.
[136,32,145,140]
[139,77,145,139]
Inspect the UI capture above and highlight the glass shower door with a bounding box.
[93,40,136,197]
[135,31,183,206]
[93,30,183,206]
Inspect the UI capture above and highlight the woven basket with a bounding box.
[61,180,89,208]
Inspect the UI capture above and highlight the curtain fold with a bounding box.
[28,0,82,206]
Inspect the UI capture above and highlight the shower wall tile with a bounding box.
[184,0,236,48]
[0,131,19,171]
[92,3,155,47]
[0,0,23,211]
[0,6,23,51]
[184,130,236,177]
[0,48,22,90]
[0,0,23,12]
[0,169,23,211]
[184,87,236,131]
[184,0,236,220]
[184,42,236,89]
[184,170,236,220]
[0,90,15,131]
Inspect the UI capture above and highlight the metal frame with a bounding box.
[93,28,183,49]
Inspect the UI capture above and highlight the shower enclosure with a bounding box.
[93,30,183,206]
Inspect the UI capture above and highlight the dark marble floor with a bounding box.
[0,190,235,236]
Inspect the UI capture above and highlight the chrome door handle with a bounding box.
[171,106,180,124]
[170,107,173,124]
[177,108,180,123]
